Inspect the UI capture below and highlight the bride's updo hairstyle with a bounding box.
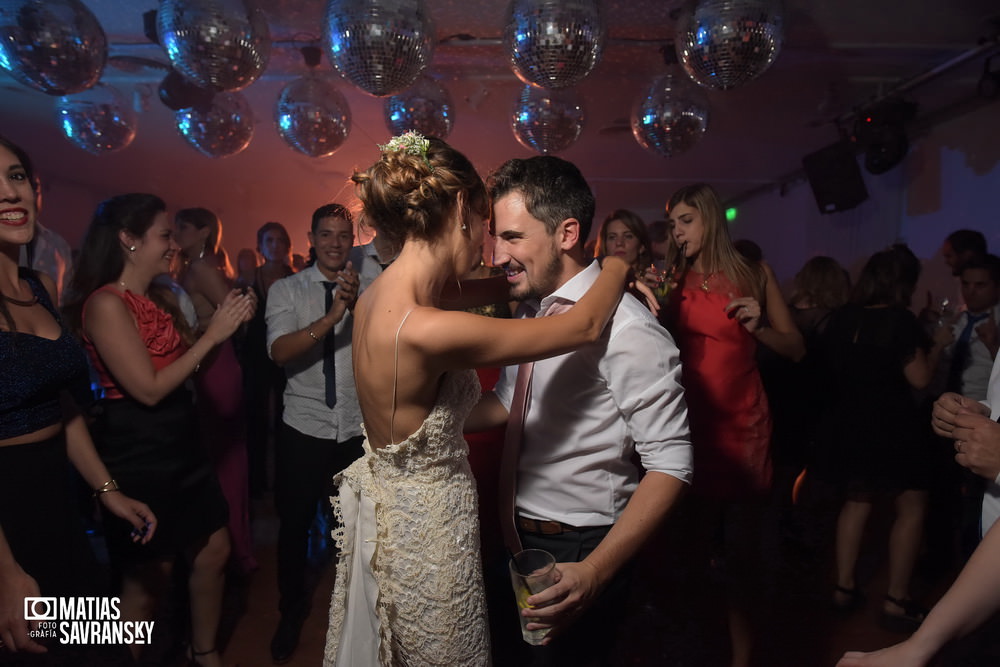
[352,132,487,249]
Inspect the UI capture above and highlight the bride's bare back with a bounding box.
[352,274,449,450]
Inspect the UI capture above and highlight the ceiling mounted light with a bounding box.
[324,0,435,97]
[275,71,352,158]
[0,0,107,95]
[632,48,710,158]
[56,83,137,154]
[978,56,1000,100]
[503,0,606,90]
[511,85,585,155]
[675,0,784,91]
[157,0,271,93]
[853,98,917,175]
[175,91,254,158]
[384,75,453,139]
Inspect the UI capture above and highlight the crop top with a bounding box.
[82,286,187,400]
[0,268,91,440]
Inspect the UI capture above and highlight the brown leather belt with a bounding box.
[517,515,583,535]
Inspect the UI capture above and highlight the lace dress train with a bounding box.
[324,369,491,666]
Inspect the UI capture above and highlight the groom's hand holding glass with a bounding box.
[521,558,607,644]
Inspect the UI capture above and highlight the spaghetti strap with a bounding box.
[389,308,416,445]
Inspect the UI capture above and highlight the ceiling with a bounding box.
[1,0,998,252]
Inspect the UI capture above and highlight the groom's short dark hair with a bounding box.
[486,156,594,244]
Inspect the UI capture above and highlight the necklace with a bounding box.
[0,291,39,307]
[700,272,716,292]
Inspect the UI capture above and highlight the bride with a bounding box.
[323,133,631,665]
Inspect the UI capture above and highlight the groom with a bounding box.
[469,155,692,665]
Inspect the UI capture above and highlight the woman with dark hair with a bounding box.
[240,221,295,497]
[660,183,804,667]
[322,133,631,665]
[173,207,257,574]
[816,244,949,631]
[65,194,254,667]
[0,139,154,660]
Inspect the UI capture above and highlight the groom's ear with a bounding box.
[556,218,580,251]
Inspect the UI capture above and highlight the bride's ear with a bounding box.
[455,191,469,232]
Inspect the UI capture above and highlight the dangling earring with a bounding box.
[461,223,467,231]
[198,242,206,259]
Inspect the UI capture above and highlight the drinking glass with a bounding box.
[509,549,558,645]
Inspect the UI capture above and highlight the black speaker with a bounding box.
[802,141,869,214]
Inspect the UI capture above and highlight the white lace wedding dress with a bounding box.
[323,369,491,666]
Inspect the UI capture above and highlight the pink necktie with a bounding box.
[499,360,533,553]
[499,300,573,554]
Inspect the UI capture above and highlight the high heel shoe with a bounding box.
[831,585,866,612]
[879,595,928,633]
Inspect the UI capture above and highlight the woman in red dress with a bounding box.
[660,183,803,667]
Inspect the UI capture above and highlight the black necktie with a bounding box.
[947,312,990,393]
[322,281,337,408]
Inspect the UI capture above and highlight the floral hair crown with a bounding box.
[378,130,431,165]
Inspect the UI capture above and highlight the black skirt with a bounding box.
[91,389,228,566]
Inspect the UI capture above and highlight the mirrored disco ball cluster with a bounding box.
[0,0,106,95]
[631,70,709,158]
[676,0,784,90]
[324,0,434,97]
[384,75,453,138]
[176,92,254,158]
[503,0,605,90]
[511,85,584,155]
[158,0,271,92]
[55,84,136,154]
[275,74,352,158]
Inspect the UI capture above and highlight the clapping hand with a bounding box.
[205,288,256,344]
[932,392,991,438]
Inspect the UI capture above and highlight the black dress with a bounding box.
[813,304,933,491]
[0,270,130,665]
[84,287,228,567]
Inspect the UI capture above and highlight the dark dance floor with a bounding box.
[26,481,997,667]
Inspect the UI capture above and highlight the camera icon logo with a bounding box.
[24,597,57,621]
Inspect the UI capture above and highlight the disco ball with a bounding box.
[275,73,351,158]
[175,91,253,158]
[158,0,271,92]
[324,0,434,97]
[511,85,584,155]
[676,0,784,90]
[384,75,453,138]
[56,84,136,155]
[503,0,605,90]
[0,0,106,95]
[631,71,709,158]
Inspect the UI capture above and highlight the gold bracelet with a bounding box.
[307,327,321,342]
[93,479,120,497]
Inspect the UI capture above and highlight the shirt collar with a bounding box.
[537,260,600,315]
[305,263,327,284]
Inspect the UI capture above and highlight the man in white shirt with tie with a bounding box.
[265,203,368,664]
[469,156,692,666]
